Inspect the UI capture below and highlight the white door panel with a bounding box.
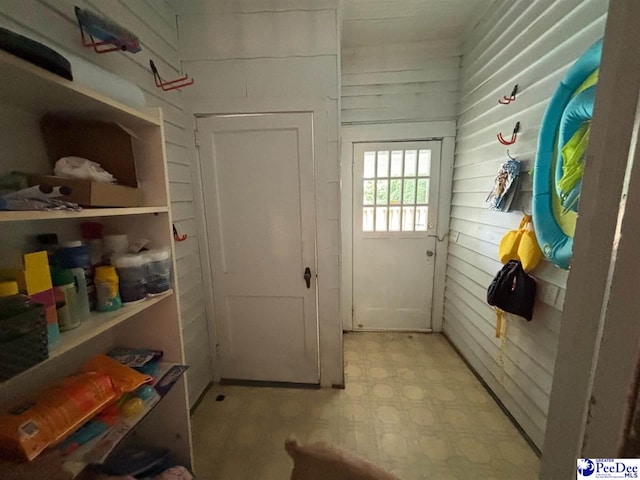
[353,141,441,331]
[197,113,319,384]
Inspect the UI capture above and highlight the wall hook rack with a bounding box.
[498,84,518,104]
[75,7,141,54]
[173,224,187,242]
[497,121,520,145]
[150,60,194,91]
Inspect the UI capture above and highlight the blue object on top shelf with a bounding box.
[532,39,602,270]
[75,6,141,54]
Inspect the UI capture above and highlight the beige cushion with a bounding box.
[285,437,401,480]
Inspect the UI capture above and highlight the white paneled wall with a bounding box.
[176,0,343,387]
[0,0,213,406]
[444,0,609,449]
[341,40,461,124]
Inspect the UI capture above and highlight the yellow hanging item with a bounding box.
[495,308,503,338]
[498,214,542,272]
[518,220,543,272]
[498,215,528,264]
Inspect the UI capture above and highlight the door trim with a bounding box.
[196,112,319,383]
[340,121,456,332]
[188,96,343,388]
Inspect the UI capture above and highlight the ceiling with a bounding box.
[342,0,494,49]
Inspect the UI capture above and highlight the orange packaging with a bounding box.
[0,355,151,461]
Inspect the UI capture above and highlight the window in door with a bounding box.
[362,149,431,232]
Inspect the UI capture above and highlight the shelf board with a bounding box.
[0,50,161,127]
[3,291,173,386]
[0,206,169,222]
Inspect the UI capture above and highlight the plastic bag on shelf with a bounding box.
[54,157,116,184]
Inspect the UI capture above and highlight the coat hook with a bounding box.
[150,59,194,91]
[173,224,187,242]
[497,122,520,146]
[506,149,518,161]
[498,84,518,104]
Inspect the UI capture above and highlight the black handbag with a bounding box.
[487,260,536,321]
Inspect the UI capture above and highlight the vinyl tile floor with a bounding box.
[191,332,539,479]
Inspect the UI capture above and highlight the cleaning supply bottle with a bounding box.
[56,241,93,314]
[95,266,122,312]
[50,267,81,331]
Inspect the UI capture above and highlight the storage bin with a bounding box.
[113,254,147,303]
[143,249,171,295]
[0,282,47,382]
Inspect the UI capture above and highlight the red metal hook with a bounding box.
[79,25,122,54]
[75,7,139,54]
[150,60,194,91]
[498,84,519,105]
[497,122,520,145]
[173,224,187,242]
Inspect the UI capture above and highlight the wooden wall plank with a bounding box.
[444,0,609,449]
[341,41,460,125]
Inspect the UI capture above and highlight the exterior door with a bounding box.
[197,113,319,384]
[352,141,441,331]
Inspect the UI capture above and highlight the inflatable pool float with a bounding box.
[532,39,602,270]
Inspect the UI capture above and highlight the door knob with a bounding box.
[304,267,312,288]
[426,250,434,257]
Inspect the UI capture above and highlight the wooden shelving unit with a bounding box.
[0,51,192,469]
[0,206,169,222]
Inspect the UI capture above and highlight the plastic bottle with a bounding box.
[113,254,147,303]
[50,267,82,331]
[56,242,93,314]
[81,222,105,269]
[36,233,59,261]
[94,266,122,312]
[143,248,172,295]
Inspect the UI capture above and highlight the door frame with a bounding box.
[188,95,343,388]
[341,121,456,332]
[195,112,320,384]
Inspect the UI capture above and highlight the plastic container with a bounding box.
[143,249,172,295]
[0,281,48,381]
[56,242,94,313]
[51,267,81,331]
[113,254,147,303]
[103,234,129,259]
[36,233,59,261]
[95,266,122,312]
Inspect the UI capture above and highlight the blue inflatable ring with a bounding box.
[532,39,602,270]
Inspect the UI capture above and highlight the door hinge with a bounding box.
[193,129,200,148]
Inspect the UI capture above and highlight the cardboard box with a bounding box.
[28,175,140,208]
[32,115,142,207]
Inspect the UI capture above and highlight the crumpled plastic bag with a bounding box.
[54,157,116,183]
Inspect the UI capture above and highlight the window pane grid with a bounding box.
[362,149,431,232]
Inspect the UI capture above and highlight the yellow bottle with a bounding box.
[94,266,122,312]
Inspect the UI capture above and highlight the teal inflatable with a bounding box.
[532,39,602,270]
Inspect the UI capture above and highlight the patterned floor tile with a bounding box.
[192,332,539,479]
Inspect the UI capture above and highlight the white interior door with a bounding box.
[197,113,319,384]
[353,141,441,331]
